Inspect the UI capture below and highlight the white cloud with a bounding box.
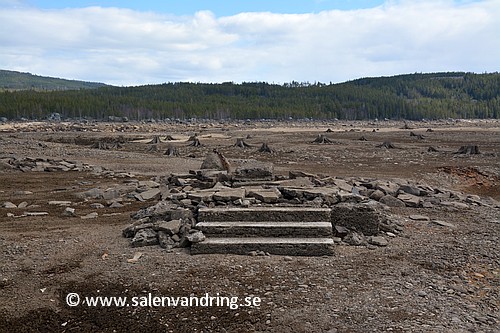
[0,0,498,85]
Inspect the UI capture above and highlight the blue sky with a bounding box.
[27,0,388,16]
[1,0,498,85]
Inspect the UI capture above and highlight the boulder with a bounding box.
[154,219,182,235]
[331,203,381,236]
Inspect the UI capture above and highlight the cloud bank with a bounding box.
[0,0,498,85]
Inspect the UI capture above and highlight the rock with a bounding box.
[283,256,293,261]
[332,179,352,192]
[343,231,366,246]
[247,189,281,204]
[49,200,73,206]
[81,212,98,219]
[369,190,385,201]
[138,180,161,188]
[409,215,430,221]
[77,188,104,199]
[368,236,388,247]
[24,212,49,216]
[201,152,225,170]
[187,231,205,243]
[17,201,29,208]
[379,195,406,208]
[62,207,76,217]
[399,185,422,196]
[2,202,17,208]
[102,189,120,201]
[397,193,421,207]
[432,220,456,228]
[157,231,175,249]
[90,203,105,209]
[131,228,159,247]
[109,201,124,208]
[188,191,215,202]
[135,188,161,201]
[154,219,182,235]
[213,188,246,202]
[234,160,273,181]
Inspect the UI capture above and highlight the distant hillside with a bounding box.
[0,72,498,120]
[0,70,108,91]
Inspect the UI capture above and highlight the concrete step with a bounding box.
[198,207,331,222]
[191,237,334,256]
[196,221,333,237]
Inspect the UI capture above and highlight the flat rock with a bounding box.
[2,201,17,208]
[432,220,456,228]
[188,191,215,202]
[213,188,246,202]
[131,228,159,247]
[62,207,76,216]
[136,188,161,201]
[24,211,49,216]
[398,193,421,207]
[247,189,281,203]
[138,180,161,188]
[81,212,98,219]
[49,200,72,206]
[154,219,182,235]
[368,236,388,247]
[379,195,406,208]
[409,214,430,221]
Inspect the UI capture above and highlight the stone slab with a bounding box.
[198,207,331,222]
[191,237,335,256]
[196,221,333,237]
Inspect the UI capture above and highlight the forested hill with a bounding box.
[0,72,498,121]
[0,70,107,91]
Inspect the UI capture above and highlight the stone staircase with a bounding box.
[191,207,334,256]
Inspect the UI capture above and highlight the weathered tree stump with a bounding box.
[258,142,275,153]
[325,128,333,133]
[377,141,396,149]
[92,141,109,150]
[189,138,202,147]
[312,134,333,144]
[147,136,162,144]
[401,122,413,130]
[164,146,179,156]
[187,134,198,142]
[410,132,425,140]
[234,138,252,148]
[427,146,439,152]
[147,145,159,152]
[164,135,175,141]
[358,136,368,141]
[454,145,481,155]
[426,128,434,132]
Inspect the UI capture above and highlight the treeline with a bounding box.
[0,72,498,120]
[0,70,107,91]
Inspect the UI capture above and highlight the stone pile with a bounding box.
[121,158,499,254]
[1,156,100,172]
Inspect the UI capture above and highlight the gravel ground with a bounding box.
[0,120,498,332]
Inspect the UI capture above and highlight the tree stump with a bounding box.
[164,135,175,141]
[147,145,158,152]
[164,146,179,156]
[377,141,396,149]
[147,136,162,144]
[454,145,481,155]
[427,146,438,152]
[234,138,252,148]
[312,134,333,144]
[325,128,333,133]
[187,134,198,142]
[358,136,368,141]
[189,138,202,147]
[92,141,109,150]
[259,142,275,153]
[426,128,434,132]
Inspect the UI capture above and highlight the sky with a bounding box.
[0,0,499,86]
